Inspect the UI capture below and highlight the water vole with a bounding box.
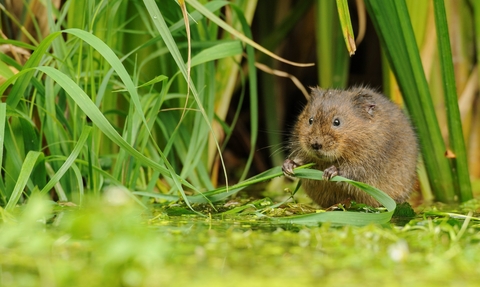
[283,86,418,207]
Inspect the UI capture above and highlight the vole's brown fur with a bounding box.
[283,86,418,207]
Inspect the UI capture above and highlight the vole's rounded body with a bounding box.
[283,87,418,207]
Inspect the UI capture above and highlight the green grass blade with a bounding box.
[364,0,455,202]
[261,166,396,225]
[142,0,196,95]
[231,5,258,182]
[0,60,15,79]
[3,113,42,196]
[169,1,229,34]
[273,168,396,226]
[272,208,393,226]
[295,169,396,211]
[4,31,62,108]
[143,0,227,201]
[0,39,36,51]
[29,66,196,192]
[44,162,68,202]
[185,0,313,68]
[190,40,243,67]
[0,103,6,203]
[34,67,163,171]
[63,28,149,135]
[40,126,92,196]
[256,0,313,167]
[136,166,287,203]
[433,0,472,202]
[70,163,84,205]
[316,0,350,88]
[138,164,397,226]
[336,0,356,55]
[5,151,43,212]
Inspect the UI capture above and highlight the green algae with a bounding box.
[1,196,480,287]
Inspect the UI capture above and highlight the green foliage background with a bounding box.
[1,1,480,286]
[0,0,477,213]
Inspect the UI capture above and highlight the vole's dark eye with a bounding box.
[333,118,341,127]
[308,117,314,125]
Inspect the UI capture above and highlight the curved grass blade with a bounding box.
[3,112,44,195]
[294,169,396,210]
[336,0,356,55]
[2,28,147,138]
[169,1,228,34]
[40,126,91,195]
[5,151,44,212]
[135,166,287,203]
[44,162,68,202]
[67,162,84,205]
[137,164,397,226]
[222,166,396,225]
[177,0,192,126]
[230,5,258,182]
[0,60,16,80]
[64,28,149,134]
[35,67,198,210]
[190,40,243,67]
[143,0,229,201]
[4,31,62,108]
[0,103,6,203]
[2,66,197,193]
[185,0,314,67]
[271,209,393,226]
[272,168,396,226]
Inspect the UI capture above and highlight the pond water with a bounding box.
[1,197,480,286]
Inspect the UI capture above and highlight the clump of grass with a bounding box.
[1,0,266,210]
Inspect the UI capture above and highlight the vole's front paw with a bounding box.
[282,159,298,176]
[323,165,338,180]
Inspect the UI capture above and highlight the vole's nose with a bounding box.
[311,142,322,150]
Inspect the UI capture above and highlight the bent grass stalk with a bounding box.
[137,163,397,226]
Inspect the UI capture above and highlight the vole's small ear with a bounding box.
[353,93,376,117]
[365,102,376,116]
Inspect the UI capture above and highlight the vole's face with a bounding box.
[294,89,372,162]
[297,100,344,161]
